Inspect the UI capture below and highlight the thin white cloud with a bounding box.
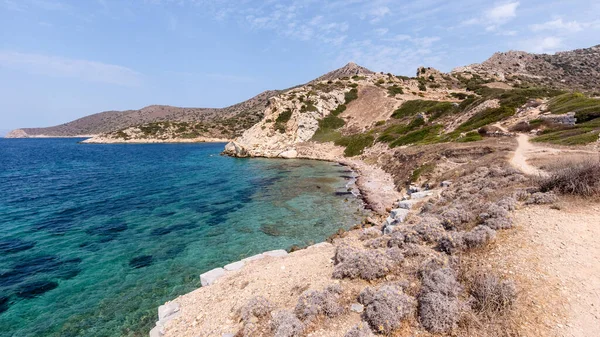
[530,18,598,33]
[0,51,142,86]
[485,2,519,23]
[373,28,389,36]
[521,36,563,54]
[461,1,520,31]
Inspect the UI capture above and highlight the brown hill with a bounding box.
[311,62,375,83]
[6,90,279,138]
[452,45,600,92]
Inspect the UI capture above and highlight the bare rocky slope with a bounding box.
[453,44,600,92]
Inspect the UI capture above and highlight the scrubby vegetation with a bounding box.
[389,125,442,147]
[538,160,600,197]
[335,134,375,157]
[548,92,600,122]
[275,109,293,133]
[387,85,404,97]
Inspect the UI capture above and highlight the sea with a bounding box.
[0,138,366,337]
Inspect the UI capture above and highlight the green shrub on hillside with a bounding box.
[456,131,483,142]
[387,85,404,97]
[312,104,347,143]
[533,128,599,145]
[411,163,435,182]
[548,93,600,122]
[275,109,293,133]
[392,100,456,120]
[455,106,515,133]
[335,133,375,157]
[389,125,442,147]
[331,104,347,116]
[300,101,318,113]
[345,88,358,104]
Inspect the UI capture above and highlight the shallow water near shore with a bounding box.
[0,138,365,337]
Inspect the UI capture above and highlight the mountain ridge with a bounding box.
[7,45,600,139]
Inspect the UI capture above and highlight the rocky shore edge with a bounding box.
[80,136,230,144]
[145,141,402,336]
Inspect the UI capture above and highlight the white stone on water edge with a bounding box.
[262,249,288,257]
[224,260,245,271]
[307,242,333,250]
[158,302,180,321]
[200,267,226,286]
[149,326,162,337]
[241,254,265,263]
[397,199,419,209]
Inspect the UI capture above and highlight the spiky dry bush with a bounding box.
[538,159,600,197]
[238,296,274,336]
[364,284,416,334]
[418,268,465,333]
[421,268,462,297]
[333,246,398,280]
[271,310,305,337]
[418,291,463,333]
[344,322,375,337]
[525,191,558,205]
[470,274,517,314]
[294,285,343,321]
[359,227,382,241]
[241,296,273,321]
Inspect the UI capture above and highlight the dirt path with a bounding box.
[509,204,600,337]
[510,134,548,176]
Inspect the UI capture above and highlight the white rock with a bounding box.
[242,254,265,263]
[390,208,410,222]
[279,149,298,159]
[222,334,236,337]
[262,249,288,257]
[158,302,180,321]
[397,200,419,209]
[200,267,226,287]
[149,326,163,337]
[410,191,434,200]
[350,303,364,313]
[440,180,452,187]
[224,260,245,271]
[307,242,333,250]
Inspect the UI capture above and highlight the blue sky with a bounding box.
[1,0,599,130]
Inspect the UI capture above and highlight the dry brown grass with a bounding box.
[538,158,600,197]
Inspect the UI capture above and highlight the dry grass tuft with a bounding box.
[538,159,600,197]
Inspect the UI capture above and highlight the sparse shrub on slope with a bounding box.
[419,291,462,333]
[334,133,375,157]
[332,246,398,280]
[344,322,375,337]
[548,92,600,122]
[470,274,517,315]
[364,284,416,334]
[271,310,304,337]
[294,285,343,321]
[538,160,600,197]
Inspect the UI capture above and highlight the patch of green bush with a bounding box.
[548,93,600,123]
[411,163,435,182]
[533,129,599,145]
[312,104,347,142]
[387,85,404,96]
[391,100,456,120]
[274,109,293,133]
[335,133,375,157]
[344,88,358,104]
[331,104,347,116]
[300,101,318,113]
[457,131,483,142]
[389,125,442,147]
[455,106,516,133]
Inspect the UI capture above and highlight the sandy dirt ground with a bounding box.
[510,134,548,176]
[508,203,600,337]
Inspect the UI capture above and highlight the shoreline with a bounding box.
[80,137,231,144]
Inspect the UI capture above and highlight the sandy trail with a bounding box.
[511,133,548,176]
[511,204,600,337]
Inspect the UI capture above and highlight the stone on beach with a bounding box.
[224,261,245,271]
[263,249,288,257]
[200,268,226,287]
[158,302,181,321]
[242,254,265,263]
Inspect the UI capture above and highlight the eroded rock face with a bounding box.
[223,83,351,158]
[5,129,29,138]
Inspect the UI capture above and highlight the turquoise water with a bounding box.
[0,139,365,337]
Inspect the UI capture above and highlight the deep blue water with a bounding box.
[0,139,365,337]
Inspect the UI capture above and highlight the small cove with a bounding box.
[0,139,366,337]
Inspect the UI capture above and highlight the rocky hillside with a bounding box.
[452,45,600,92]
[225,47,600,161]
[310,62,375,83]
[6,90,279,138]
